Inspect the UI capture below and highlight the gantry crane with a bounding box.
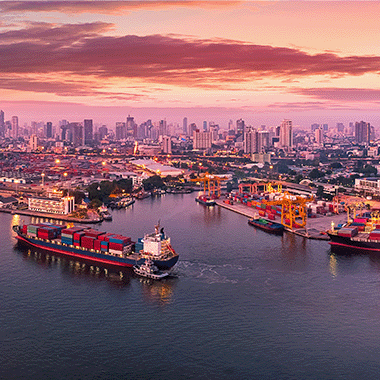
[191,172,228,198]
[266,191,313,229]
[238,181,282,195]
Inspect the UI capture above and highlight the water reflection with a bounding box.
[329,254,337,277]
[139,276,177,306]
[15,245,131,288]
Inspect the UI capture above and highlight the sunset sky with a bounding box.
[2,1,380,129]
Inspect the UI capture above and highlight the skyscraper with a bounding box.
[279,119,293,148]
[159,119,167,137]
[315,128,323,145]
[46,122,53,139]
[0,110,4,136]
[236,119,245,137]
[126,115,135,137]
[11,116,19,139]
[193,129,212,149]
[84,119,93,145]
[354,121,371,144]
[162,136,172,154]
[183,117,188,135]
[244,128,258,154]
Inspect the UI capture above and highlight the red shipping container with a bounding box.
[109,242,124,251]
[81,242,94,249]
[259,210,266,217]
[73,231,85,240]
[74,242,80,247]
[268,214,275,220]
[94,240,101,251]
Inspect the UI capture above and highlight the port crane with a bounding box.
[238,181,282,195]
[265,191,313,229]
[191,172,228,198]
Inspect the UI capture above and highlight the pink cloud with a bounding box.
[0,1,242,15]
[2,22,380,97]
[292,88,380,102]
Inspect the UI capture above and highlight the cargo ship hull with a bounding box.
[328,233,380,252]
[14,228,179,270]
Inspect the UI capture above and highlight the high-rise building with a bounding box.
[183,117,188,135]
[258,130,270,151]
[115,122,126,140]
[11,116,19,139]
[279,119,293,148]
[315,128,323,145]
[193,129,212,149]
[188,123,197,137]
[30,134,38,150]
[98,126,108,140]
[244,128,258,154]
[236,119,245,137]
[354,121,371,144]
[203,121,208,131]
[159,119,167,137]
[228,119,234,131]
[84,119,93,145]
[336,123,345,133]
[162,136,172,154]
[311,123,320,132]
[68,122,83,146]
[322,123,328,132]
[0,110,4,136]
[46,122,53,139]
[126,115,135,137]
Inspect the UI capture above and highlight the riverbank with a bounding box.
[215,199,346,240]
[0,207,102,224]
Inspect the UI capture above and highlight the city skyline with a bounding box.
[2,1,380,128]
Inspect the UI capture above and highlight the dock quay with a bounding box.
[215,199,346,240]
[0,208,102,224]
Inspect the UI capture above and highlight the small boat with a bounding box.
[133,257,169,280]
[248,217,284,234]
[195,195,216,206]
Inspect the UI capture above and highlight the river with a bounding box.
[2,193,380,379]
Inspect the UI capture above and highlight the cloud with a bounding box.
[292,88,380,102]
[0,1,242,15]
[2,22,380,96]
[0,76,151,101]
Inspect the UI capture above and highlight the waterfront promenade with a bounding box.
[216,199,347,240]
[0,207,102,224]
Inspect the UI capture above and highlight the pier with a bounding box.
[215,199,346,240]
[0,207,102,224]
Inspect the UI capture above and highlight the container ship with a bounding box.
[12,222,179,270]
[327,217,380,253]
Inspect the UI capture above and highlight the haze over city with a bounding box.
[2,1,380,128]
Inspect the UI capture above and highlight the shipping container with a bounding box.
[94,240,101,251]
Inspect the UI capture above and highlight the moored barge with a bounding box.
[248,217,284,234]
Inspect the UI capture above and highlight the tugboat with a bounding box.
[99,204,112,221]
[133,257,169,280]
[195,195,216,206]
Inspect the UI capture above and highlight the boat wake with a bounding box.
[172,261,247,284]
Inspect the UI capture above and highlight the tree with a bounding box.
[88,199,102,209]
[142,175,165,190]
[316,185,324,198]
[309,168,324,179]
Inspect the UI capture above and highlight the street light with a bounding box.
[41,172,45,187]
